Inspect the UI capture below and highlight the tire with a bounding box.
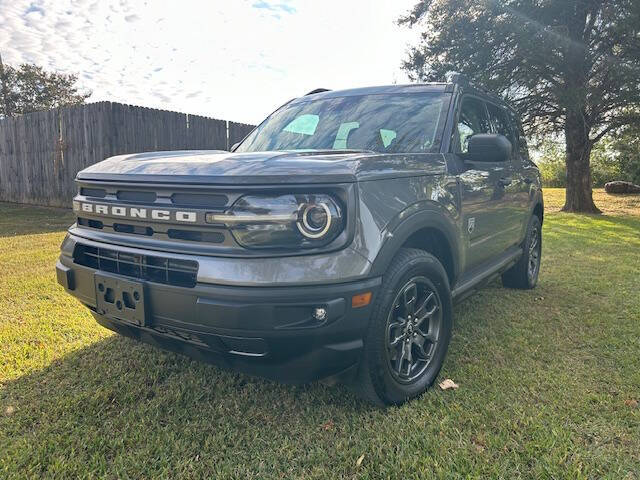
[354,248,453,406]
[502,215,542,289]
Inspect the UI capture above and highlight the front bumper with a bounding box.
[56,238,381,384]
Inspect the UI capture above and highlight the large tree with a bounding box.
[0,55,90,119]
[400,0,640,213]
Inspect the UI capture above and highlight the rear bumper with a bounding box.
[56,248,381,383]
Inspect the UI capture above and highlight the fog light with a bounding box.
[313,307,327,321]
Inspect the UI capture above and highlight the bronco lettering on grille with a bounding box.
[73,201,197,223]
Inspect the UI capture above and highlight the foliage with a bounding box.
[536,141,566,188]
[399,0,640,139]
[610,123,640,185]
[0,62,90,118]
[538,135,640,187]
[590,142,624,187]
[1,195,640,477]
[399,0,640,212]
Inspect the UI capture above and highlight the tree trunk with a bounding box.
[562,113,601,213]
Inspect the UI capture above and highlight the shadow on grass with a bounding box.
[0,329,398,476]
[0,286,517,466]
[3,278,635,476]
[1,334,371,411]
[0,333,371,456]
[0,304,503,478]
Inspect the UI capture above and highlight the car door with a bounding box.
[508,109,538,235]
[455,96,513,269]
[486,101,526,248]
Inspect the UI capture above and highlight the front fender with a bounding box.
[518,187,544,242]
[368,202,462,281]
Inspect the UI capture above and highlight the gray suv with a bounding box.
[56,76,543,405]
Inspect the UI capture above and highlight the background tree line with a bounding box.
[0,53,90,119]
[537,129,640,188]
[401,0,640,212]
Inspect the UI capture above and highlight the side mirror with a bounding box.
[230,142,240,152]
[465,134,512,163]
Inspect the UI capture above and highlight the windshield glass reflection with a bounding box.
[237,93,451,154]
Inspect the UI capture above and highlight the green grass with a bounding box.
[1,189,639,479]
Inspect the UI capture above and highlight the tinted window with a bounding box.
[236,93,451,154]
[487,103,515,143]
[456,97,490,153]
[332,122,359,149]
[283,114,319,135]
[506,109,530,161]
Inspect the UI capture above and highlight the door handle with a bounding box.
[498,177,512,187]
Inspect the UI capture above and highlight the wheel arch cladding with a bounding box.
[370,210,460,286]
[533,202,544,224]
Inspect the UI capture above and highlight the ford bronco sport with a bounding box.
[57,75,543,405]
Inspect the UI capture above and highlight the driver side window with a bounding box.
[456,97,490,153]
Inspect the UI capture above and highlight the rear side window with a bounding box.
[506,109,531,161]
[486,103,515,143]
[456,97,490,153]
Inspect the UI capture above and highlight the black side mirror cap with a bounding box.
[230,142,240,152]
[464,134,512,163]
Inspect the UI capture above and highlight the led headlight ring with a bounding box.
[297,202,332,239]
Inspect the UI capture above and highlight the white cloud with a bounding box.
[0,0,419,124]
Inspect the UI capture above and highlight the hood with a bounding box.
[77,150,447,185]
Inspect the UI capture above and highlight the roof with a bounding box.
[291,81,511,111]
[290,83,452,104]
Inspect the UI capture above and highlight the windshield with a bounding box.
[236,92,450,154]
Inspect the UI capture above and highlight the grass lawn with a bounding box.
[1,189,639,479]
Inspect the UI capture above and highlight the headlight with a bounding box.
[298,202,332,238]
[206,194,344,249]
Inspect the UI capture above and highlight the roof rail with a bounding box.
[444,72,470,85]
[444,71,496,98]
[305,88,331,96]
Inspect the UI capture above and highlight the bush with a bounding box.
[536,140,566,188]
[536,138,627,188]
[619,154,640,185]
[610,126,640,185]
[538,157,566,187]
[590,149,622,187]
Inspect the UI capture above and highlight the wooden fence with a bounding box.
[0,102,255,207]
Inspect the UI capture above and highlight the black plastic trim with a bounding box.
[369,206,462,283]
[451,246,522,300]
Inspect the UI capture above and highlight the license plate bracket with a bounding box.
[94,273,147,326]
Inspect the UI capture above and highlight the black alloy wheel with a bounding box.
[354,248,452,406]
[385,278,442,383]
[527,224,541,284]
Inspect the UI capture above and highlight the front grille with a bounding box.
[74,244,198,288]
[77,217,104,229]
[76,217,226,244]
[167,229,224,243]
[80,187,106,198]
[117,190,157,203]
[74,181,240,252]
[113,223,153,236]
[170,192,228,208]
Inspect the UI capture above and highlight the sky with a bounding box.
[0,0,420,125]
